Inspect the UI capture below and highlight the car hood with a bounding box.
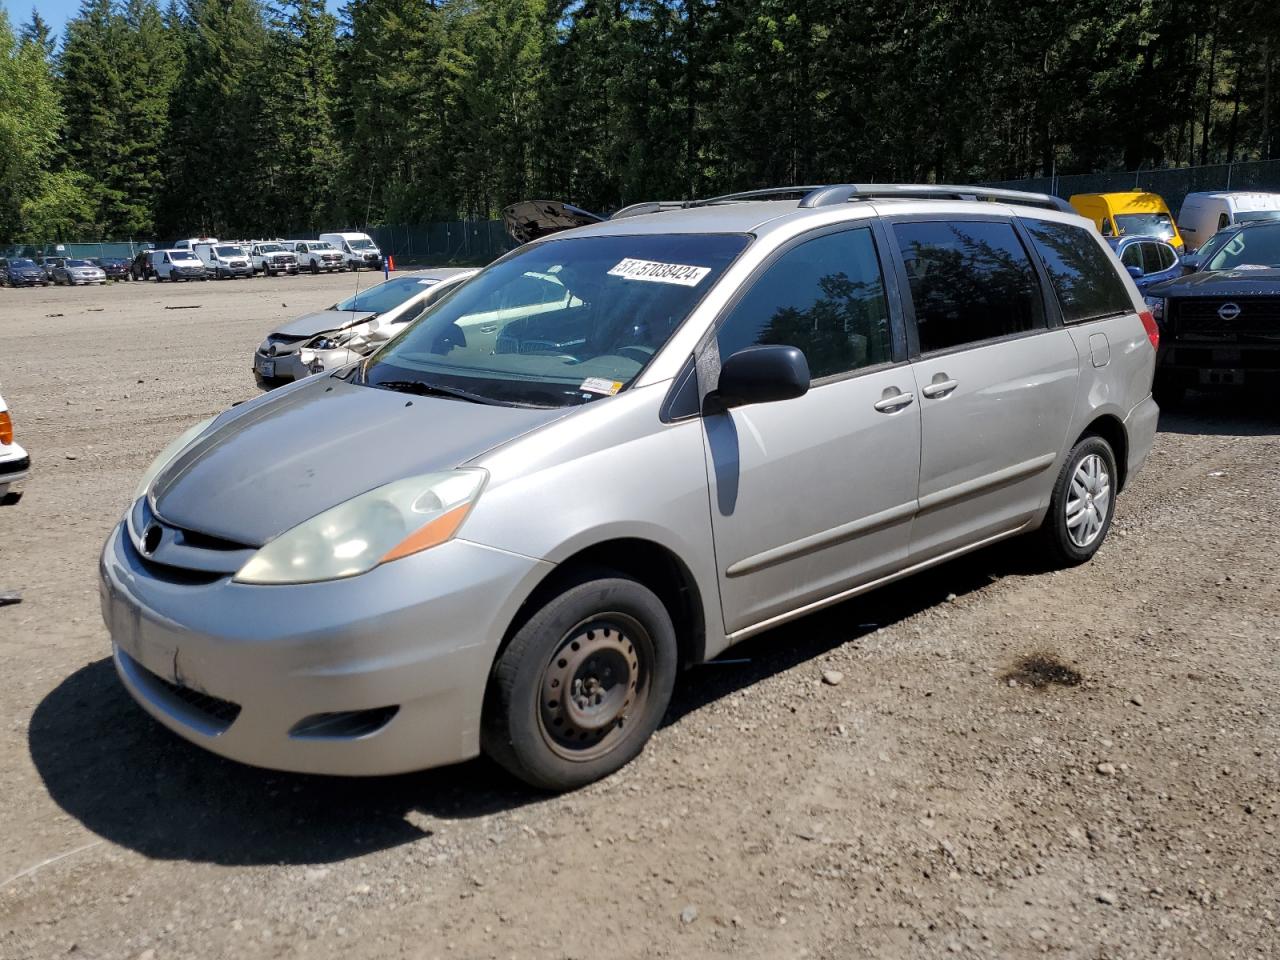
[273,310,376,338]
[502,199,605,243]
[1149,267,1280,297]
[150,375,569,545]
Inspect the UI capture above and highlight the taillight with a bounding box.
[1139,310,1160,351]
[0,411,12,446]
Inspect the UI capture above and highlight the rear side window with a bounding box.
[1121,244,1142,269]
[1156,242,1177,271]
[1022,219,1133,324]
[716,227,893,381]
[1140,242,1165,274]
[893,220,1045,353]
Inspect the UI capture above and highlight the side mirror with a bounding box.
[1180,254,1202,274]
[710,345,810,410]
[1126,264,1144,279]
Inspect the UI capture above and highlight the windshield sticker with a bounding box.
[417,279,439,285]
[607,258,711,287]
[580,377,623,396]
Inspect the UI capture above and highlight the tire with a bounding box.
[1036,434,1118,568]
[482,571,678,791]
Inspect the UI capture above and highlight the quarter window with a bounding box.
[716,227,892,381]
[1022,219,1134,324]
[1121,244,1143,269]
[893,220,1045,352]
[1140,242,1165,275]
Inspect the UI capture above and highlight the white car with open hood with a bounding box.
[253,268,476,386]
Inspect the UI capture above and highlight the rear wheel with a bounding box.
[1036,434,1117,568]
[482,572,678,791]
[310,259,320,274]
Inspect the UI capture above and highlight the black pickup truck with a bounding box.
[1146,220,1280,405]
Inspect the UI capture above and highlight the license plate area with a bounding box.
[1200,368,1244,385]
[255,357,275,378]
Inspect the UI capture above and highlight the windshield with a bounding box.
[1115,212,1176,240]
[333,276,435,314]
[215,246,242,257]
[11,259,35,268]
[348,238,376,251]
[1235,210,1280,224]
[67,259,92,267]
[1205,223,1280,271]
[311,241,334,251]
[361,233,748,407]
[258,243,284,253]
[172,252,200,262]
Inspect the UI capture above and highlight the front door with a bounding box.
[888,217,1081,561]
[701,225,921,637]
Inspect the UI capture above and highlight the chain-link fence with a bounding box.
[283,220,513,265]
[4,220,513,267]
[983,159,1280,212]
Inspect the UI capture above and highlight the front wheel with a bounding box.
[1036,434,1118,567]
[482,572,678,791]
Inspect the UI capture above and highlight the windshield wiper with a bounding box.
[371,379,499,405]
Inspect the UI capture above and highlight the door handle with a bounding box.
[873,391,915,412]
[922,378,959,399]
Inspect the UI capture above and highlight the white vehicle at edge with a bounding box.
[173,237,218,253]
[0,392,30,500]
[319,231,384,271]
[1177,192,1280,251]
[194,242,253,279]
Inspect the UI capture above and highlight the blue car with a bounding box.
[1108,235,1182,293]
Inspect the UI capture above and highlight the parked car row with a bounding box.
[1069,189,1280,255]
[1,256,112,286]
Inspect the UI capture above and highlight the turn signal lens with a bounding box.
[0,411,12,446]
[1138,310,1160,351]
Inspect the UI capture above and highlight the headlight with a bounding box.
[311,335,341,351]
[1143,295,1164,321]
[133,416,217,502]
[234,469,487,585]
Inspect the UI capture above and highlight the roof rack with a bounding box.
[796,183,1073,213]
[687,186,826,207]
[611,200,686,220]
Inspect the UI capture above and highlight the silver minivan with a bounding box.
[100,185,1159,790]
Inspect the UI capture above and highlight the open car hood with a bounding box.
[502,200,605,243]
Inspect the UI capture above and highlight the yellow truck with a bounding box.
[1069,191,1185,251]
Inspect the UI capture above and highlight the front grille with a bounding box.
[267,333,307,348]
[1172,297,1280,342]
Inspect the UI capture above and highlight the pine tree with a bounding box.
[19,8,56,59]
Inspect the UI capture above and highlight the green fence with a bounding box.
[1,240,154,260]
[285,220,514,265]
[5,219,513,266]
[983,158,1280,212]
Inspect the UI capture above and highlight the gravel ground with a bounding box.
[1,276,1278,960]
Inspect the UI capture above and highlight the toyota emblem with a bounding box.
[1217,302,1241,321]
[143,524,163,555]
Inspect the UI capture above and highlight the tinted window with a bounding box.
[1022,219,1133,324]
[1140,242,1165,274]
[1157,243,1177,271]
[1120,243,1142,268]
[894,220,1044,352]
[716,227,892,380]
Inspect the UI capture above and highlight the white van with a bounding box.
[193,242,253,279]
[319,231,383,271]
[1176,192,1280,251]
[173,237,218,252]
[148,249,208,281]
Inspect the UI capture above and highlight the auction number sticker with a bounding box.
[580,377,623,396]
[607,258,711,287]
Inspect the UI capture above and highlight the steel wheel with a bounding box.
[537,613,652,763]
[1065,453,1111,548]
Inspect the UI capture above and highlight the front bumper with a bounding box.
[0,447,29,492]
[7,275,45,286]
[100,521,552,775]
[1157,344,1280,388]
[255,345,362,384]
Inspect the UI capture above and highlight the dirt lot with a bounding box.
[1,275,1277,960]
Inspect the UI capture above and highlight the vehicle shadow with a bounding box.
[29,539,1038,867]
[1158,390,1280,437]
